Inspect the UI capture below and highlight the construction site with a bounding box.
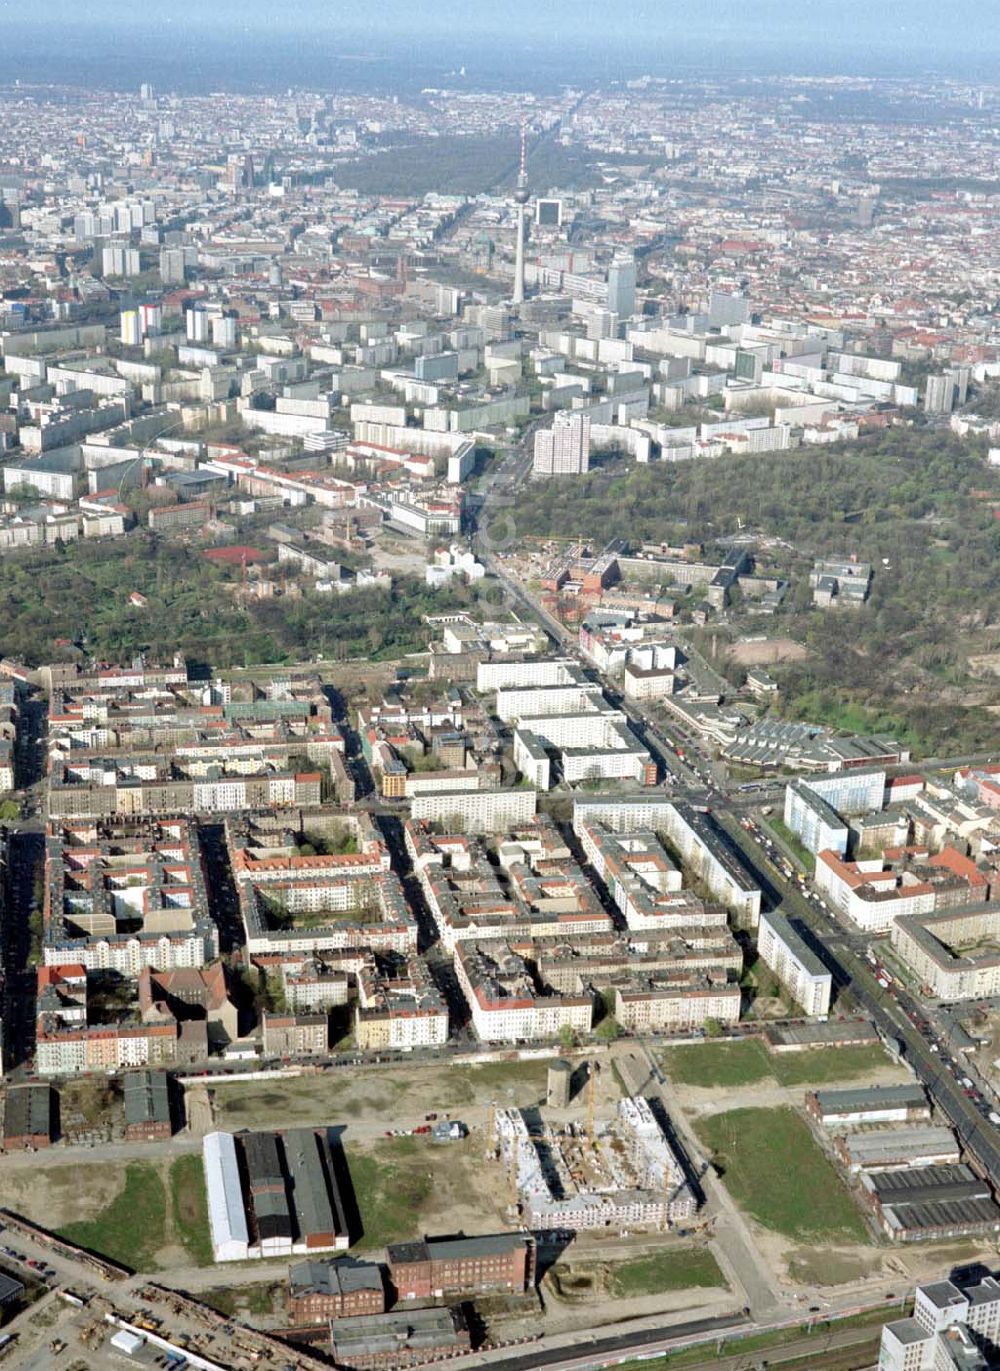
[489,1063,701,1234]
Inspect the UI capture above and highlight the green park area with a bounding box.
[0,534,488,668]
[694,1107,869,1244]
[661,1039,892,1090]
[510,431,1000,754]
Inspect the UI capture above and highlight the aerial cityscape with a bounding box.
[2,2,1000,1369]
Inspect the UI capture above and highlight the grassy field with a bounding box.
[694,1107,869,1244]
[169,1154,213,1267]
[547,1248,726,1305]
[348,1137,435,1250]
[663,1040,770,1087]
[662,1040,892,1090]
[768,1045,894,1088]
[213,1059,550,1130]
[347,1133,508,1251]
[59,1162,168,1271]
[610,1248,727,1298]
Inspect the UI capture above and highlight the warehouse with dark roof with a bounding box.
[123,1070,172,1141]
[2,1083,52,1150]
[203,1126,350,1263]
[861,1164,1000,1242]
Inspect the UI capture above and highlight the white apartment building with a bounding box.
[476,658,580,692]
[573,796,761,926]
[514,713,653,788]
[455,942,592,1043]
[495,679,603,724]
[879,1276,1000,1371]
[533,412,591,476]
[43,931,214,976]
[623,644,679,702]
[410,787,537,834]
[891,908,1000,1003]
[757,908,832,1017]
[814,851,937,934]
[784,779,850,857]
[614,981,741,1032]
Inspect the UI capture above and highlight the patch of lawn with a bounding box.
[169,1154,213,1267]
[694,1107,868,1243]
[663,1040,890,1090]
[662,1040,771,1088]
[610,1248,727,1298]
[59,1162,167,1271]
[769,1044,891,1087]
[348,1137,434,1250]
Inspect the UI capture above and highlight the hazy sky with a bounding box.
[1,0,997,86]
[5,0,998,47]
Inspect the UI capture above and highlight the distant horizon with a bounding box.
[1,2,999,95]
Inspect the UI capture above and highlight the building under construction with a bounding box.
[492,1096,698,1233]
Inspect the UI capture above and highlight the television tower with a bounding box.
[512,123,530,307]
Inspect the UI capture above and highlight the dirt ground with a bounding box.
[773,1232,1000,1297]
[371,538,432,577]
[1,1158,125,1229]
[669,1057,912,1124]
[184,1085,214,1136]
[209,1060,557,1132]
[351,1132,512,1241]
[730,637,811,666]
[536,1274,734,1339]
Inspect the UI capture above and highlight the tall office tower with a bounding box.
[950,365,971,406]
[512,125,530,307]
[606,256,637,319]
[160,246,188,284]
[139,82,154,102]
[856,193,877,228]
[102,244,141,277]
[533,412,591,476]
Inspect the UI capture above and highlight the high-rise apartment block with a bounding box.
[533,412,591,476]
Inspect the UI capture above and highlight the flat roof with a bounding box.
[760,908,830,979]
[123,1070,170,1127]
[388,1232,527,1265]
[3,1083,51,1138]
[284,1128,345,1241]
[813,1084,927,1111]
